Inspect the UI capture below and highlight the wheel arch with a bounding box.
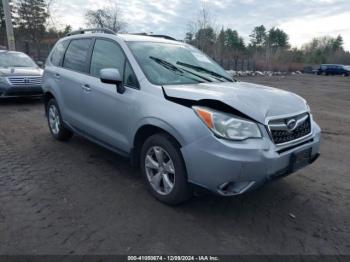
[131,121,185,168]
[43,91,55,116]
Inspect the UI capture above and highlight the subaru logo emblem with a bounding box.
[286,118,297,131]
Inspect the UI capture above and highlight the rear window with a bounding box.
[63,39,92,73]
[50,40,69,66]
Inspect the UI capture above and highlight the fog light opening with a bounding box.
[218,181,255,196]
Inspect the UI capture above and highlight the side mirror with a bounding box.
[100,68,125,94]
[36,61,44,67]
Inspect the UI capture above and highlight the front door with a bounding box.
[81,38,139,153]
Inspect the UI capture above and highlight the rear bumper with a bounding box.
[181,121,321,196]
[0,85,43,97]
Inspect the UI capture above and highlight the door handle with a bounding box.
[81,84,91,92]
[54,73,60,79]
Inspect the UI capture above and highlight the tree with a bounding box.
[85,2,127,33]
[302,35,346,63]
[215,27,225,62]
[16,0,49,58]
[62,25,72,35]
[184,32,193,43]
[224,29,245,50]
[267,27,289,50]
[332,35,343,50]
[0,1,4,28]
[186,2,217,55]
[249,25,266,47]
[193,27,216,55]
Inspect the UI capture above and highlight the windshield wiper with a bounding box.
[176,61,233,82]
[149,56,212,83]
[150,56,182,73]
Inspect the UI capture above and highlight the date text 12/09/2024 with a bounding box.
[127,256,219,261]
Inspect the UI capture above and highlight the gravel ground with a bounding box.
[0,74,349,255]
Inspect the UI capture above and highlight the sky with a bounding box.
[49,0,350,51]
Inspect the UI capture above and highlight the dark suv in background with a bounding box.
[317,64,350,76]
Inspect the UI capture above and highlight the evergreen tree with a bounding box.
[249,25,266,47]
[16,0,48,58]
[216,27,226,63]
[267,27,289,49]
[332,35,343,50]
[194,27,216,54]
[184,32,194,43]
[224,29,245,50]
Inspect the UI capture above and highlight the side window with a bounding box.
[51,40,69,66]
[124,61,139,88]
[90,39,125,78]
[63,39,92,73]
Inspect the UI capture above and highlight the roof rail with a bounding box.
[66,28,115,37]
[150,35,177,41]
[129,33,177,41]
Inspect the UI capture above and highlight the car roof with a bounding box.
[117,34,181,44]
[62,32,183,45]
[321,64,343,66]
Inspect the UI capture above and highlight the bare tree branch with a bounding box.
[85,1,127,33]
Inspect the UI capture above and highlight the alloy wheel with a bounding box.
[145,146,175,195]
[48,104,60,135]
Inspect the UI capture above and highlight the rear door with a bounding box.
[44,39,69,108]
[81,38,139,152]
[325,65,332,74]
[336,65,343,75]
[60,38,94,128]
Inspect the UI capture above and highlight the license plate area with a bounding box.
[289,148,312,172]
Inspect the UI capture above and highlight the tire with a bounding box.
[140,134,192,205]
[46,98,73,141]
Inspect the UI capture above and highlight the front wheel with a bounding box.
[140,134,192,205]
[47,99,73,141]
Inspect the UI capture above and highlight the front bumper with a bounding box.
[181,121,321,196]
[0,85,43,97]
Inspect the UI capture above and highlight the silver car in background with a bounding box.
[43,29,321,205]
[0,50,43,98]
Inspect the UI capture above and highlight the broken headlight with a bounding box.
[193,106,262,141]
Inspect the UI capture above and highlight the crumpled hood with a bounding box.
[0,67,43,77]
[163,81,308,123]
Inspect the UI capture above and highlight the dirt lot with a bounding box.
[0,75,349,255]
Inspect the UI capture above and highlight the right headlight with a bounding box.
[193,106,262,141]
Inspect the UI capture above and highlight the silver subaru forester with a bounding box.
[43,29,321,205]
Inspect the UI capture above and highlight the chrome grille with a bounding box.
[7,76,43,86]
[268,113,312,145]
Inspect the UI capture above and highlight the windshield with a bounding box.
[127,41,232,85]
[344,65,350,70]
[0,52,37,68]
